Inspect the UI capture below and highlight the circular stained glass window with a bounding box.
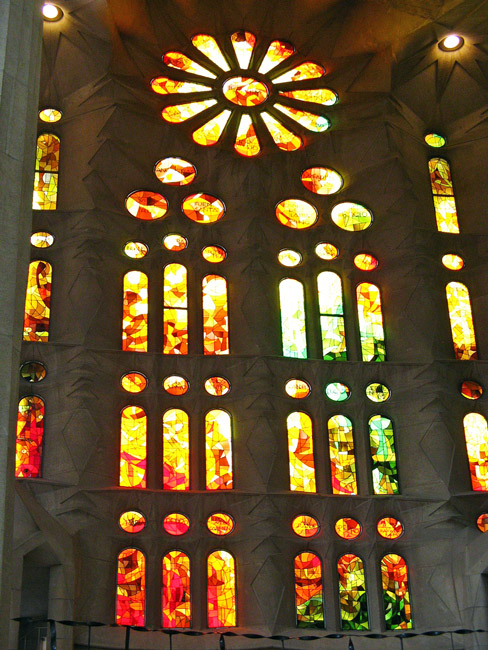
[163,513,190,536]
[20,362,46,383]
[377,517,404,539]
[121,372,147,393]
[207,512,235,536]
[154,157,196,186]
[292,515,320,538]
[163,234,188,251]
[354,253,378,271]
[39,108,62,123]
[182,193,225,224]
[126,190,168,220]
[460,380,483,400]
[477,514,488,533]
[205,376,230,396]
[285,379,311,399]
[331,202,372,231]
[202,245,227,263]
[325,382,350,402]
[425,133,446,148]
[301,167,343,195]
[275,199,318,229]
[442,253,464,270]
[163,375,189,395]
[31,231,54,248]
[119,510,146,534]
[222,76,269,106]
[366,383,390,402]
[315,242,339,260]
[335,517,361,540]
[278,249,302,267]
[124,241,148,259]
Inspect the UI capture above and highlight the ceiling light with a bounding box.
[42,3,63,21]
[439,34,464,51]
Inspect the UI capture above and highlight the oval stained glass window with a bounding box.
[154,157,197,186]
[207,512,235,536]
[182,193,225,224]
[442,253,464,270]
[275,199,318,229]
[278,249,302,267]
[366,383,390,402]
[31,231,54,248]
[163,375,189,395]
[292,515,320,538]
[461,380,483,400]
[124,241,148,259]
[39,108,62,123]
[425,133,446,148]
[126,190,168,221]
[315,242,339,260]
[325,382,350,402]
[119,510,146,533]
[477,514,488,533]
[354,253,378,271]
[285,379,311,399]
[331,202,372,232]
[335,517,361,540]
[377,517,404,539]
[222,76,269,106]
[163,234,188,251]
[205,376,230,396]
[202,245,227,263]
[121,372,147,393]
[301,167,343,195]
[20,362,46,383]
[163,513,190,536]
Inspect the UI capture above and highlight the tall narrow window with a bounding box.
[116,548,146,626]
[337,554,369,630]
[205,409,233,490]
[328,415,357,494]
[15,396,45,478]
[280,278,307,358]
[294,552,324,628]
[356,283,386,362]
[287,411,316,492]
[317,271,347,360]
[122,271,148,352]
[164,263,188,354]
[33,133,60,210]
[202,274,229,354]
[162,551,191,628]
[23,260,52,342]
[207,550,236,627]
[381,554,412,630]
[369,415,399,495]
[463,413,488,491]
[446,282,477,360]
[120,406,147,488]
[428,157,460,233]
[163,409,190,490]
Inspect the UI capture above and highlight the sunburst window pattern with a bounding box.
[163,409,190,490]
[287,411,316,493]
[23,261,51,342]
[15,396,45,478]
[122,271,148,352]
[116,548,145,626]
[338,554,369,631]
[207,550,236,627]
[328,415,357,495]
[317,271,347,361]
[428,158,460,233]
[120,406,147,488]
[294,552,324,628]
[163,551,191,628]
[446,282,477,360]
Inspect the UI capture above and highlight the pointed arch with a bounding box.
[337,554,369,630]
[120,406,147,488]
[163,409,190,490]
[205,409,233,490]
[23,260,52,342]
[356,283,386,362]
[294,551,324,628]
[369,415,399,495]
[381,554,412,630]
[428,157,460,233]
[15,396,45,478]
[287,411,316,492]
[317,271,347,360]
[328,415,357,494]
[33,133,60,210]
[279,278,307,358]
[164,263,188,354]
[207,550,236,627]
[162,550,191,627]
[122,271,148,352]
[116,548,145,626]
[463,413,488,491]
[202,274,229,354]
[446,282,477,360]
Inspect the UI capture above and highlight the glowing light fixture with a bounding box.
[42,3,63,20]
[439,34,464,51]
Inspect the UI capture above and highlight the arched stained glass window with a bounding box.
[164,263,188,354]
[287,411,316,492]
[23,260,52,342]
[116,548,146,626]
[317,271,347,361]
[207,550,236,627]
[163,409,190,490]
[122,271,148,352]
[202,274,229,355]
[463,413,488,492]
[162,550,191,627]
[205,409,233,490]
[33,133,60,210]
[120,406,147,488]
[369,415,399,495]
[356,283,386,362]
[15,396,44,478]
[328,415,357,494]
[428,158,460,233]
[381,554,412,630]
[279,278,307,358]
[294,552,324,628]
[446,282,477,360]
[338,554,369,630]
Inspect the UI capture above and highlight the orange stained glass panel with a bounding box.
[193,110,232,146]
[163,513,191,536]
[235,114,260,157]
[302,167,343,195]
[273,62,325,83]
[274,104,330,132]
[192,34,230,71]
[182,193,225,224]
[163,234,188,251]
[202,275,229,355]
[354,253,378,271]
[23,261,51,342]
[119,510,146,533]
[222,76,269,106]
[429,158,459,233]
[150,76,212,95]
[202,245,227,263]
[207,550,236,627]
[315,242,339,260]
[285,379,311,399]
[163,51,217,78]
[477,514,488,533]
[377,517,403,539]
[279,88,338,106]
[162,99,217,123]
[155,158,196,186]
[163,375,189,395]
[205,376,231,396]
[36,133,60,172]
[276,199,318,229]
[163,408,190,490]
[231,31,256,69]
[328,415,357,495]
[287,411,316,492]
[260,112,302,151]
[381,554,412,630]
[446,282,477,360]
[164,264,188,355]
[120,406,147,488]
[463,413,488,491]
[116,548,146,627]
[205,409,233,490]
[292,515,320,538]
[121,372,147,393]
[125,190,168,221]
[461,380,483,400]
[122,271,148,352]
[258,40,295,74]
[207,512,235,536]
[163,551,191,628]
[294,552,324,628]
[335,517,361,540]
[15,396,44,478]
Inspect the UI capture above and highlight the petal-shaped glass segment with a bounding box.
[442,253,464,270]
[223,77,268,106]
[207,512,234,536]
[278,249,302,267]
[231,31,256,69]
[461,380,483,400]
[280,279,307,358]
[377,517,403,539]
[192,34,230,71]
[163,408,190,490]
[260,112,302,151]
[39,108,62,122]
[126,190,168,220]
[151,76,212,95]
[301,167,343,194]
[182,193,225,224]
[276,199,318,229]
[119,510,146,533]
[335,517,361,539]
[285,379,311,399]
[354,253,378,271]
[275,104,330,132]
[279,88,338,106]
[425,132,446,148]
[163,51,217,78]
[121,372,147,393]
[258,40,295,74]
[31,231,54,248]
[193,110,232,146]
[163,513,190,535]
[124,241,148,259]
[162,99,217,123]
[163,375,189,395]
[292,515,320,538]
[315,242,339,260]
[202,245,227,263]
[163,234,188,251]
[235,114,260,157]
[331,202,372,231]
[205,376,231,396]
[273,62,325,83]
[155,158,196,186]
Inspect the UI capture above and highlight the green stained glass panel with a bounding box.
[338,554,369,631]
[369,415,399,495]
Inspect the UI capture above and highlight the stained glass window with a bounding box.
[317,271,347,361]
[120,406,147,488]
[292,515,320,538]
[294,552,324,628]
[463,413,488,491]
[15,396,44,478]
[205,409,233,490]
[337,554,369,631]
[116,548,145,626]
[279,279,307,358]
[207,512,235,536]
[163,513,191,536]
[164,264,188,355]
[163,376,189,395]
[162,551,191,628]
[182,193,225,224]
[335,518,361,540]
[207,550,236,627]
[381,554,413,630]
[155,157,196,185]
[126,190,168,220]
[202,275,229,355]
[287,411,316,492]
[377,517,403,539]
[122,271,148,352]
[428,158,460,233]
[23,261,52,342]
[33,133,59,210]
[369,415,399,495]
[446,282,477,360]
[163,409,190,490]
[119,511,146,534]
[328,415,357,495]
[356,283,386,362]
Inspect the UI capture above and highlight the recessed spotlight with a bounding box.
[42,3,63,21]
[439,34,464,51]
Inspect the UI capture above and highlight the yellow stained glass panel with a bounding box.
[429,158,460,233]
[258,40,295,74]
[463,413,488,491]
[356,283,386,362]
[274,104,330,132]
[162,99,217,123]
[122,271,148,352]
[235,114,260,157]
[192,34,230,71]
[164,264,188,355]
[273,62,325,83]
[279,88,338,106]
[446,282,477,360]
[163,51,216,78]
[287,411,316,492]
[205,409,233,490]
[163,409,190,490]
[207,550,236,627]
[23,261,51,342]
[151,76,212,95]
[328,415,357,495]
[193,110,232,146]
[202,275,229,355]
[231,31,256,69]
[120,406,147,488]
[261,112,302,151]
